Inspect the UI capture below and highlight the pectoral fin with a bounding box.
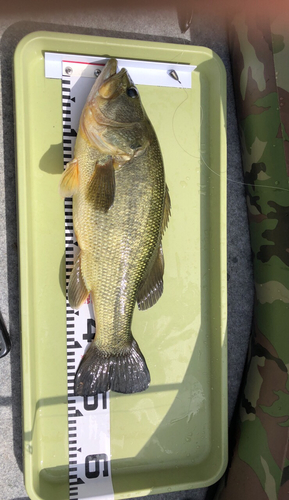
[137,244,164,311]
[59,158,79,197]
[86,158,115,212]
[161,184,171,235]
[68,253,90,309]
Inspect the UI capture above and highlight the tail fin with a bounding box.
[74,339,150,395]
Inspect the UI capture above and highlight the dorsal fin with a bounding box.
[68,253,90,309]
[59,158,79,198]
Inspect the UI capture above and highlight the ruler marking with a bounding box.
[62,67,113,500]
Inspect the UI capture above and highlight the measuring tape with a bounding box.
[62,73,114,500]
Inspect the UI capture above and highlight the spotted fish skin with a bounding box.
[59,59,170,395]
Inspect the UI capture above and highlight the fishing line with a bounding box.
[168,30,289,194]
[171,84,289,194]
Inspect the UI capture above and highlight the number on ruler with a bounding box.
[83,318,96,342]
[83,393,107,411]
[85,453,109,478]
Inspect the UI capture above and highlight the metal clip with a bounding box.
[168,69,182,85]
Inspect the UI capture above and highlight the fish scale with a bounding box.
[83,154,164,349]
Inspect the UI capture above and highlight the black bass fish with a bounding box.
[59,58,170,395]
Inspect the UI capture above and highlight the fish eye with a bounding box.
[126,86,139,98]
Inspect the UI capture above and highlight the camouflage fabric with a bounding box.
[216,14,289,500]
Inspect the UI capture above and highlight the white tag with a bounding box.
[46,51,196,88]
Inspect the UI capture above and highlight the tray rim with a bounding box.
[14,30,228,500]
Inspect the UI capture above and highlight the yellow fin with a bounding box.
[68,253,90,309]
[86,158,115,212]
[137,244,164,311]
[161,184,171,235]
[59,158,79,198]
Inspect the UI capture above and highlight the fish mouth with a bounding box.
[99,58,118,84]
[87,58,120,103]
[98,64,129,100]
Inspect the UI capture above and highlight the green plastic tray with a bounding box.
[14,31,227,500]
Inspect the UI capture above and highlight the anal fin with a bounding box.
[161,184,171,235]
[68,253,90,309]
[59,158,79,197]
[137,244,164,311]
[86,157,115,212]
